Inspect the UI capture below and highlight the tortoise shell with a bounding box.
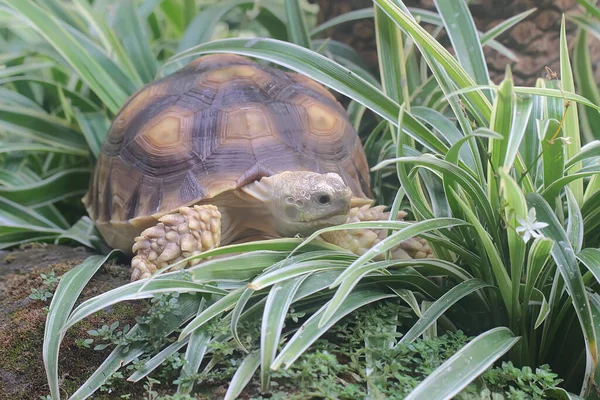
[84,54,371,248]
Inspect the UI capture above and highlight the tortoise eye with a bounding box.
[316,194,331,205]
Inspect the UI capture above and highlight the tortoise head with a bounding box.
[272,171,352,236]
[245,171,352,237]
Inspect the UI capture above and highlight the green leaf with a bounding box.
[111,0,157,83]
[73,109,110,159]
[560,16,583,204]
[522,237,553,339]
[70,294,204,400]
[566,187,584,252]
[64,280,225,331]
[177,0,252,53]
[71,0,143,87]
[527,193,597,391]
[566,141,600,169]
[578,248,600,286]
[374,4,405,105]
[249,258,347,291]
[412,106,479,174]
[576,0,600,20]
[405,327,519,400]
[261,275,307,390]
[573,28,600,144]
[499,169,527,329]
[284,0,311,49]
[512,86,600,112]
[0,77,99,112]
[0,168,90,207]
[43,252,118,400]
[479,8,536,51]
[0,104,88,153]
[230,288,255,353]
[127,338,190,382]
[3,0,129,113]
[373,0,492,123]
[311,8,374,37]
[319,218,468,327]
[541,119,566,193]
[505,95,534,170]
[310,7,521,61]
[373,156,497,232]
[178,287,245,340]
[224,351,261,400]
[488,68,514,214]
[399,279,491,344]
[178,299,211,394]
[542,165,600,202]
[433,0,490,97]
[271,285,396,370]
[55,216,103,249]
[450,187,513,317]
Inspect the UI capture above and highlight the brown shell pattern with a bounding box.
[85,54,372,225]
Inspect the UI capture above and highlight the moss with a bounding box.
[0,245,146,399]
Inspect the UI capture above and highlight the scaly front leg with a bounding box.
[131,205,221,281]
[320,204,432,259]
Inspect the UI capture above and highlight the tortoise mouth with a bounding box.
[321,213,348,226]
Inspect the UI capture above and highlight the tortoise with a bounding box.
[83,54,432,281]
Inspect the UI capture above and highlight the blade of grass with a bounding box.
[177,0,251,53]
[373,0,492,122]
[284,0,311,48]
[44,252,119,400]
[0,168,90,207]
[64,280,226,331]
[374,4,405,106]
[405,327,519,400]
[261,275,307,390]
[70,293,204,400]
[527,193,597,395]
[177,299,211,394]
[112,0,157,83]
[319,219,468,327]
[566,187,584,252]
[573,25,600,143]
[560,16,583,204]
[3,0,129,113]
[566,141,600,169]
[178,287,245,340]
[398,279,491,344]
[271,285,396,370]
[224,351,261,400]
[499,169,527,339]
[434,0,491,99]
[127,337,190,382]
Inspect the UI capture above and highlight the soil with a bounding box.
[0,245,256,399]
[0,244,145,400]
[314,0,599,86]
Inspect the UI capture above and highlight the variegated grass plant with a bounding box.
[0,0,599,399]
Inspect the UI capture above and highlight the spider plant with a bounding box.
[0,0,599,399]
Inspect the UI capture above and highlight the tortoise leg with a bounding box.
[320,204,432,260]
[130,205,221,281]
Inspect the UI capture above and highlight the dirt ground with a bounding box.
[0,244,145,399]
